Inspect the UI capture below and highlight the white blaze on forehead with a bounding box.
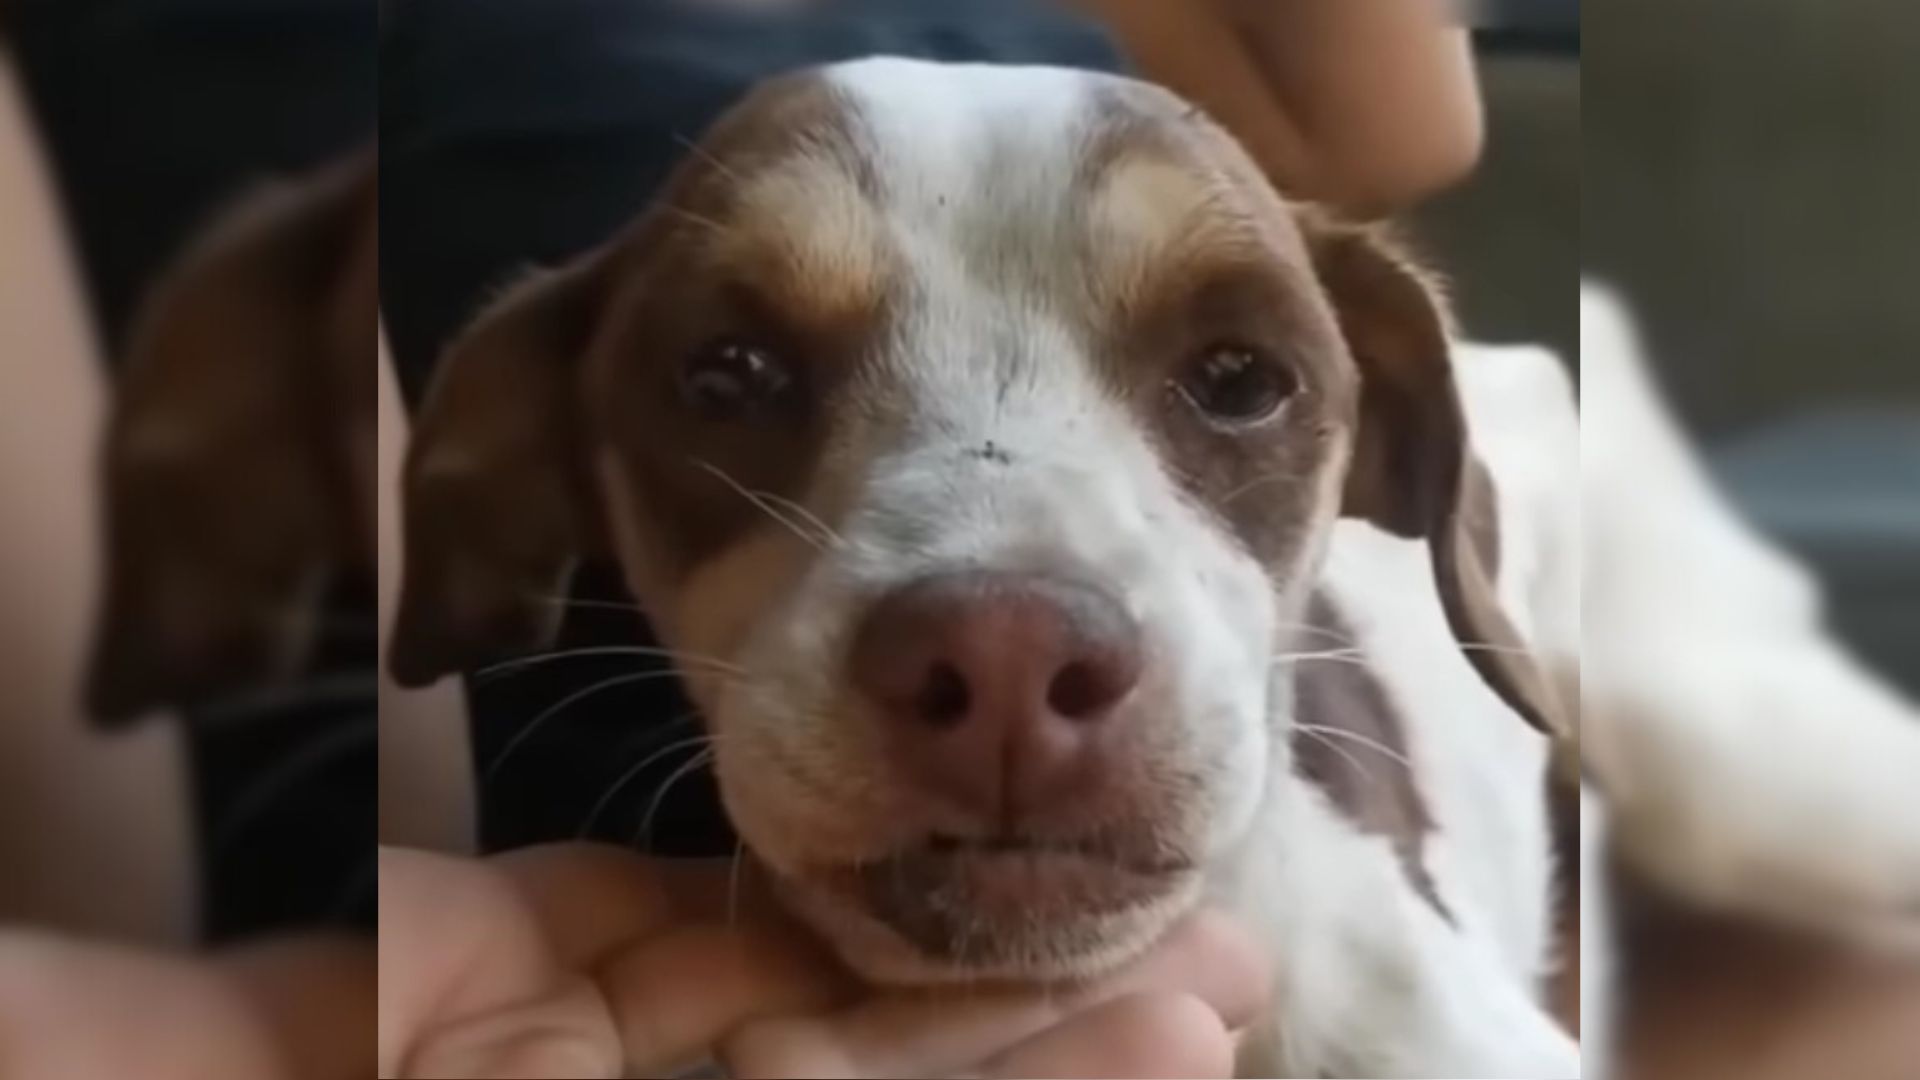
[825,58,1098,220]
[822,58,1260,325]
[809,60,1181,556]
[822,59,1123,436]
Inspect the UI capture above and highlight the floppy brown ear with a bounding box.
[88,149,377,725]
[1304,217,1569,740]
[386,256,609,688]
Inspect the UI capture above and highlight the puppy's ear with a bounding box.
[1305,216,1569,740]
[88,149,377,726]
[386,256,609,688]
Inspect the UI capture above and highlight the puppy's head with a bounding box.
[393,60,1560,982]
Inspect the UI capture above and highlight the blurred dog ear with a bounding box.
[385,254,610,689]
[1305,214,1569,741]
[87,148,377,726]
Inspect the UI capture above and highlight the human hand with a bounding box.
[1,843,1266,1079]
[381,842,1269,1078]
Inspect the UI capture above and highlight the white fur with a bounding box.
[1206,343,1580,1078]
[1580,286,1920,942]
[1576,285,1920,1076]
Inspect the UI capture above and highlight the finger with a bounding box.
[982,992,1235,1079]
[600,921,854,1075]
[378,847,562,1073]
[1083,910,1270,1030]
[493,844,795,969]
[218,934,377,1080]
[490,843,684,969]
[0,933,287,1080]
[397,975,620,1080]
[722,910,1269,1079]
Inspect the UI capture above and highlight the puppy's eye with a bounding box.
[1175,344,1297,425]
[679,339,795,419]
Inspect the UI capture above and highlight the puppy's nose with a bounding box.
[849,570,1144,824]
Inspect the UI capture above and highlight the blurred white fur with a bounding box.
[1578,283,1920,1074]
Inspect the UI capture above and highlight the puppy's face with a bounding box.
[593,62,1361,981]
[394,60,1559,983]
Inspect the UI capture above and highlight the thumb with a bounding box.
[396,976,620,1079]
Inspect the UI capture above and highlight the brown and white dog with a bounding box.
[389,59,1583,1077]
[90,54,1920,1079]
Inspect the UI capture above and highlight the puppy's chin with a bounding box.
[775,849,1202,986]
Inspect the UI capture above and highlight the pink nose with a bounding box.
[849,570,1144,827]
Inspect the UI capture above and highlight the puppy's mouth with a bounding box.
[797,832,1199,980]
[914,831,1191,874]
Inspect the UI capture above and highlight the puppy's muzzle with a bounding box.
[849,569,1145,832]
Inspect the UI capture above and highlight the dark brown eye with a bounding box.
[679,339,795,420]
[1175,344,1297,425]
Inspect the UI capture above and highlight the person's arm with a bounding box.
[1080,0,1484,216]
[0,43,196,944]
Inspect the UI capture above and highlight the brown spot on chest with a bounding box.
[1291,593,1450,919]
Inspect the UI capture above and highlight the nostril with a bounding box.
[917,661,971,727]
[1048,658,1126,720]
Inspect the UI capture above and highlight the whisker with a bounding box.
[1293,722,1414,770]
[1293,725,1381,788]
[210,720,375,857]
[485,671,702,786]
[672,131,746,186]
[527,595,651,616]
[658,202,728,234]
[692,459,836,551]
[752,489,845,548]
[1269,648,1372,669]
[728,838,748,928]
[635,747,719,850]
[474,644,745,682]
[1220,470,1302,505]
[1454,641,1537,657]
[578,720,710,836]
[1272,619,1362,648]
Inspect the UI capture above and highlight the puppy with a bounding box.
[392,59,1581,1076]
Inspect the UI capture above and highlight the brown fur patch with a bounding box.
[582,72,897,591]
[391,72,899,682]
[1293,593,1451,920]
[1075,84,1361,578]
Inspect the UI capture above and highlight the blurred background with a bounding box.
[1586,0,1918,697]
[1418,2,1919,1078]
[1424,0,1918,700]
